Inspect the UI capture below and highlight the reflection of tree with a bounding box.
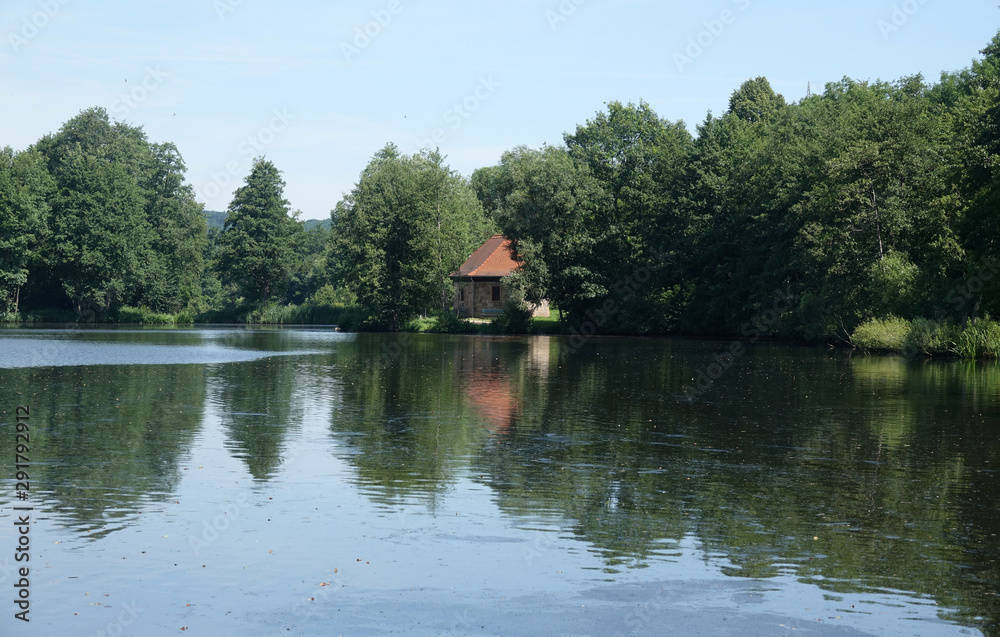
[213,358,301,480]
[474,343,1000,633]
[327,334,489,507]
[0,364,205,539]
[323,334,999,634]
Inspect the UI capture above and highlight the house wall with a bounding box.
[453,279,505,317]
[452,279,550,318]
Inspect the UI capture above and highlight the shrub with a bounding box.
[434,312,479,334]
[851,316,910,352]
[115,306,176,325]
[903,318,958,357]
[952,319,1000,359]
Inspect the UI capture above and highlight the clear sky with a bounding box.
[1,1,997,219]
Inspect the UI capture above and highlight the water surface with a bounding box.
[0,327,996,635]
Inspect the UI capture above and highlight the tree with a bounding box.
[478,145,606,320]
[140,142,208,313]
[50,150,151,317]
[728,76,786,124]
[215,158,300,307]
[31,107,209,317]
[0,148,52,315]
[563,101,694,331]
[329,145,489,330]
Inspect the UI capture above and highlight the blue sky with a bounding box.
[1,1,997,220]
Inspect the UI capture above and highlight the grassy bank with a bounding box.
[851,316,1000,358]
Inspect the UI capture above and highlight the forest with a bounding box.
[2,33,1000,355]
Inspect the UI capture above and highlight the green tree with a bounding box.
[215,158,300,307]
[330,145,489,330]
[478,145,606,319]
[0,148,52,315]
[728,76,787,124]
[49,150,151,317]
[563,101,694,331]
[140,142,208,313]
[31,107,209,317]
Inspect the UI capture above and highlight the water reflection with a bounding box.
[324,336,1000,633]
[0,363,205,539]
[0,328,995,634]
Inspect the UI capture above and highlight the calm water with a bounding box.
[0,327,997,636]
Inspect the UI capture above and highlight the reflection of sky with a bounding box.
[0,331,991,636]
[0,328,351,368]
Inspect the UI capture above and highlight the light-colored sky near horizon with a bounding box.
[1,1,997,220]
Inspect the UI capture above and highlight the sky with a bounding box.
[1,1,998,220]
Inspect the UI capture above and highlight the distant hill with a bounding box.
[304,218,332,232]
[201,211,330,232]
[202,210,227,229]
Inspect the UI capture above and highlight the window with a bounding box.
[492,286,501,302]
[460,288,465,302]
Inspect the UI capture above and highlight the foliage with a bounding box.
[952,319,1000,358]
[7,31,1000,359]
[329,145,491,331]
[115,305,179,325]
[0,147,52,315]
[850,316,911,352]
[214,158,301,307]
[489,281,533,334]
[431,312,479,334]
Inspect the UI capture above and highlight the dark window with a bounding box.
[492,286,501,302]
[460,288,465,302]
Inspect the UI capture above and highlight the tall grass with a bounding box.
[952,320,1000,359]
[850,316,910,352]
[245,302,366,330]
[115,306,178,325]
[852,316,1000,359]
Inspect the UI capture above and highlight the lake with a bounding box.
[0,327,997,636]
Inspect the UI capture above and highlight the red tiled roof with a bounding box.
[451,235,520,278]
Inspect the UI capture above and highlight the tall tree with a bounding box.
[215,158,300,307]
[728,76,786,124]
[563,101,694,331]
[0,148,52,315]
[477,145,606,319]
[31,107,209,316]
[329,145,489,330]
[50,150,151,317]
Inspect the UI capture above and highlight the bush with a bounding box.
[115,306,176,325]
[903,318,958,357]
[433,312,479,334]
[403,316,437,332]
[851,316,910,352]
[490,297,533,334]
[952,319,1000,359]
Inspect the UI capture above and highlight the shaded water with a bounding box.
[0,327,997,635]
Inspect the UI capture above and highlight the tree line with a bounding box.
[2,32,1000,344]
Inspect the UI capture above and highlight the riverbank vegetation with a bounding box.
[3,33,1000,357]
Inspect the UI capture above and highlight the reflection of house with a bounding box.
[449,235,549,318]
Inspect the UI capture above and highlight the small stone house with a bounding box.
[449,235,549,318]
